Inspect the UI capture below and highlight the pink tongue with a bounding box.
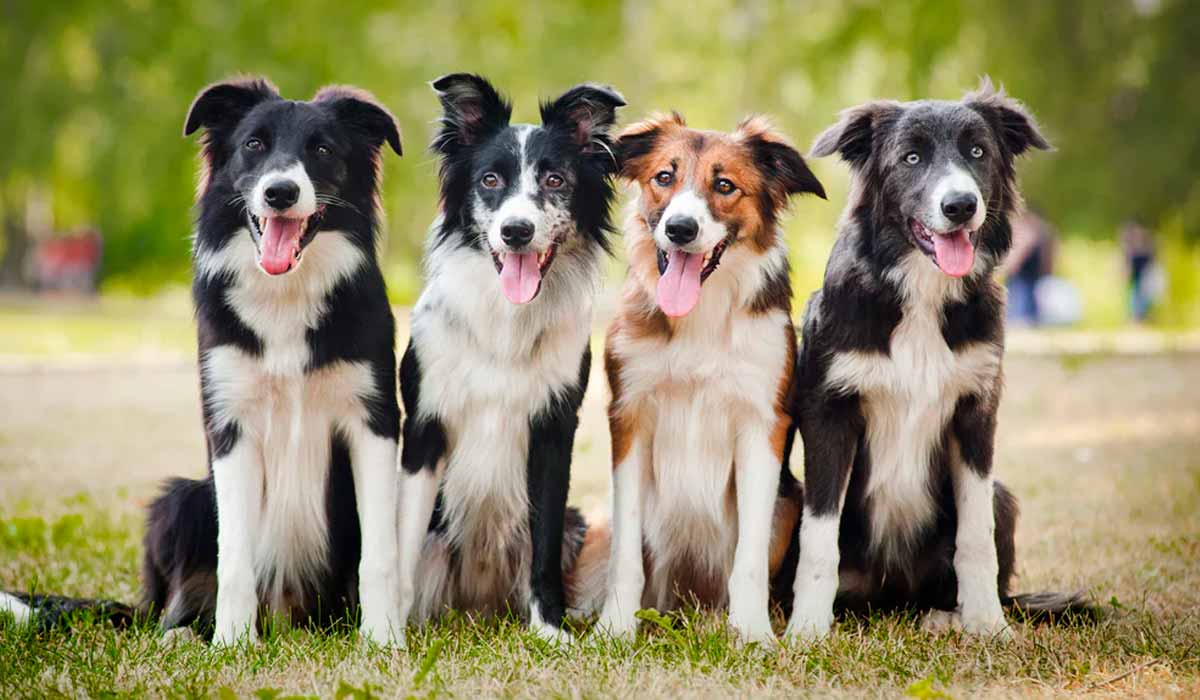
[259,218,303,275]
[656,249,704,317]
[932,230,975,278]
[499,252,542,304]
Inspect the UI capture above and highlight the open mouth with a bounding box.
[909,219,975,278]
[654,235,733,318]
[491,241,559,304]
[247,206,325,276]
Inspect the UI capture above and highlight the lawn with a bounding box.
[1,298,1198,698]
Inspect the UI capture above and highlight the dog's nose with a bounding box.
[941,192,978,226]
[264,180,300,210]
[500,219,535,248]
[664,215,699,245]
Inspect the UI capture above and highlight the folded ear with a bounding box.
[183,77,280,137]
[965,77,1052,157]
[540,83,626,156]
[314,85,402,156]
[739,116,826,200]
[429,73,511,154]
[613,111,686,179]
[809,100,899,168]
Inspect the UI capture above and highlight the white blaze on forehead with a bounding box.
[927,163,986,232]
[250,162,318,220]
[653,189,726,253]
[486,125,557,254]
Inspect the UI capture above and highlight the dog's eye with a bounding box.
[315,144,332,158]
[714,178,736,195]
[654,171,674,187]
[481,172,503,189]
[244,138,265,152]
[970,145,985,159]
[544,173,564,189]
[904,152,921,165]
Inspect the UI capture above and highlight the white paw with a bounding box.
[530,620,574,646]
[961,611,1014,641]
[211,624,257,647]
[596,602,639,640]
[921,609,963,634]
[160,626,200,647]
[359,619,404,648]
[728,603,777,646]
[783,611,833,643]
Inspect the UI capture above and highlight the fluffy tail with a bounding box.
[1,591,138,631]
[1004,590,1099,623]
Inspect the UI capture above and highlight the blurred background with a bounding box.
[2,0,1198,331]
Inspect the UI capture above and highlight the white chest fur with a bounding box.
[824,255,1001,560]
[410,244,594,588]
[198,230,372,602]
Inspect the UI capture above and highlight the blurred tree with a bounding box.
[0,0,1195,304]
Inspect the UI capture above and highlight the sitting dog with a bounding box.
[592,113,825,643]
[785,81,1084,641]
[394,74,625,644]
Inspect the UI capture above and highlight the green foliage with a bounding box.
[2,1,1198,311]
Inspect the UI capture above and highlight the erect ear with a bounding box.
[183,77,280,137]
[739,116,826,200]
[429,73,511,154]
[964,77,1052,157]
[314,85,402,156]
[809,100,900,168]
[613,112,686,179]
[540,83,626,156]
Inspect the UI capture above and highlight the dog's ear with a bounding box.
[314,86,402,156]
[183,77,280,137]
[541,84,626,159]
[810,101,899,168]
[739,116,826,200]
[965,77,1052,157]
[613,112,686,179]
[429,73,511,154]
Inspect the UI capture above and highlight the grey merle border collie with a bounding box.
[1,77,407,643]
[395,74,624,644]
[785,81,1088,641]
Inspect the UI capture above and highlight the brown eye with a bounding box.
[654,171,673,186]
[545,173,564,189]
[245,138,265,152]
[481,172,502,189]
[715,178,736,195]
[970,145,984,159]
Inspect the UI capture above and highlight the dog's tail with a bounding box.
[1003,590,1099,623]
[1,591,139,631]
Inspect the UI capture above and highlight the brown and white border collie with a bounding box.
[587,113,825,643]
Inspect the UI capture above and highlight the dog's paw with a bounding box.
[211,626,257,648]
[530,619,574,646]
[961,608,1015,641]
[596,603,639,641]
[783,611,833,644]
[728,607,777,647]
[159,626,200,647]
[358,620,405,649]
[921,609,963,634]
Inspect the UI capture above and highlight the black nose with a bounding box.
[665,215,699,245]
[941,192,978,225]
[264,180,300,210]
[500,219,535,248]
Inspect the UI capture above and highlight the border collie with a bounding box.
[394,74,624,644]
[589,113,825,644]
[784,81,1086,641]
[152,78,404,644]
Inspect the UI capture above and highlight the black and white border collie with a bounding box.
[394,74,624,644]
[785,81,1085,640]
[151,77,404,644]
[592,113,825,644]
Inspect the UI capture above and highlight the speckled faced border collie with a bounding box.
[785,80,1087,641]
[395,73,623,643]
[589,113,825,644]
[146,77,404,646]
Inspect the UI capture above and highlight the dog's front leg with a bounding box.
[526,407,577,644]
[728,423,783,644]
[784,394,860,642]
[349,423,401,645]
[597,426,647,640]
[950,391,1012,639]
[212,436,264,646]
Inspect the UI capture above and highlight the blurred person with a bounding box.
[1121,219,1160,322]
[1002,209,1056,325]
